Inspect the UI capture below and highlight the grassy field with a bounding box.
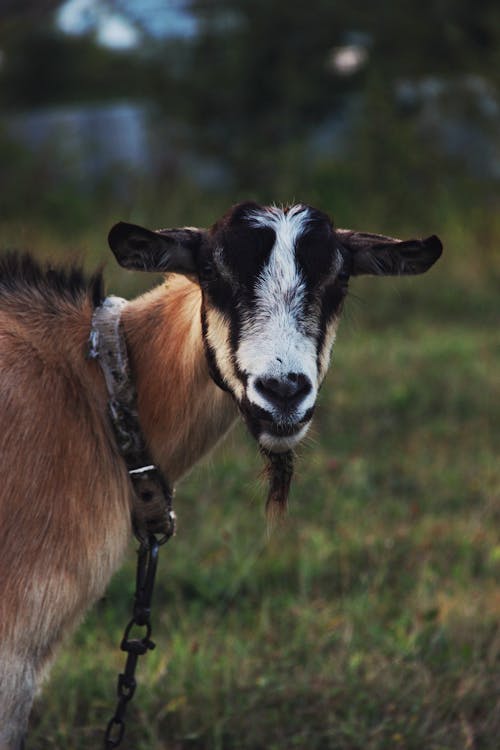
[11,208,500,749]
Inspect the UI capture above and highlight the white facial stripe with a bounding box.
[205,307,244,400]
[247,204,309,285]
[235,206,320,420]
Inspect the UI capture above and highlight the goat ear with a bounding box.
[108,222,203,274]
[337,230,442,276]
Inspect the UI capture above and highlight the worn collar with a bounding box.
[88,296,175,545]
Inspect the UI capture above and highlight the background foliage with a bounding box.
[0,2,498,748]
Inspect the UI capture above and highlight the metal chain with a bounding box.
[90,298,176,747]
[104,533,169,748]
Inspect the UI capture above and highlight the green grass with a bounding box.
[19,216,500,749]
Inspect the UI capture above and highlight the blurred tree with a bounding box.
[1,0,499,202]
[147,0,500,190]
[350,0,500,85]
[0,0,61,27]
[155,0,356,188]
[1,28,156,107]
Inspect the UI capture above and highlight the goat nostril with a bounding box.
[256,376,281,399]
[255,373,312,406]
[287,372,312,396]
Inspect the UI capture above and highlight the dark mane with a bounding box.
[0,251,104,310]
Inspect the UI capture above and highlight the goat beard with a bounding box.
[260,448,294,523]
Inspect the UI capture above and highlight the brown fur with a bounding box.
[0,263,236,749]
[122,276,236,481]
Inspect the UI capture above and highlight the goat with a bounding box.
[0,202,442,748]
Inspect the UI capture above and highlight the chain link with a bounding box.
[104,533,169,749]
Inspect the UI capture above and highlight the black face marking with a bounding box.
[238,394,316,442]
[198,203,277,312]
[202,273,236,314]
[295,208,336,286]
[213,227,276,292]
[200,305,230,393]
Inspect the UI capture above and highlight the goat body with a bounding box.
[0,203,442,748]
[0,265,235,748]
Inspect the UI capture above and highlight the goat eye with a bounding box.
[200,262,217,281]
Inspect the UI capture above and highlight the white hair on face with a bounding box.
[236,205,319,421]
[246,204,310,294]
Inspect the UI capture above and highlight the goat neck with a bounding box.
[121,274,237,481]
